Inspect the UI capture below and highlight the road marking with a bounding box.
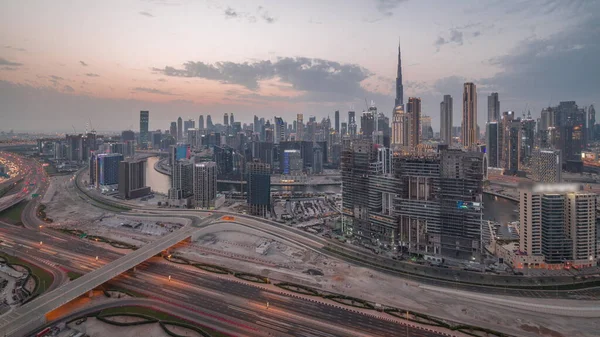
[0,242,13,248]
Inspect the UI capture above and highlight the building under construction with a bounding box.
[342,142,486,260]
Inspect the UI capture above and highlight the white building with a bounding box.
[193,161,217,209]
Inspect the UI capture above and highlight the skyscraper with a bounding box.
[224,113,229,126]
[531,149,562,183]
[506,120,521,175]
[247,161,271,217]
[391,105,406,147]
[486,122,499,167]
[198,115,204,130]
[193,162,217,209]
[421,115,433,140]
[118,158,150,199]
[206,115,213,129]
[230,113,235,126]
[274,116,285,144]
[169,122,177,138]
[462,83,477,149]
[440,95,453,144]
[296,114,304,141]
[334,110,340,134]
[139,110,149,149]
[487,93,500,123]
[177,116,183,141]
[406,97,421,149]
[394,39,404,108]
[589,104,596,141]
[348,111,357,136]
[169,159,193,200]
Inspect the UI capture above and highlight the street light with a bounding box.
[39,241,43,245]
[95,256,98,261]
[168,275,171,281]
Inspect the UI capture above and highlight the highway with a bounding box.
[0,214,219,337]
[0,222,449,337]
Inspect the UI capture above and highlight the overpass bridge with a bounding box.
[0,214,218,337]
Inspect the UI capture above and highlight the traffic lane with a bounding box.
[117,271,406,337]
[139,263,442,337]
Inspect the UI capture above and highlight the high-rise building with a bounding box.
[274,116,285,144]
[230,113,235,126]
[440,95,453,145]
[223,113,229,126]
[486,122,499,167]
[198,115,204,130]
[169,159,193,200]
[206,115,213,129]
[177,117,183,141]
[118,158,150,199]
[313,145,324,174]
[487,93,500,123]
[506,120,521,175]
[532,149,562,183]
[193,162,217,209]
[348,111,357,136]
[282,149,302,175]
[247,161,271,217]
[394,39,404,108]
[184,119,195,135]
[421,115,433,140]
[170,122,177,138]
[520,184,597,267]
[139,111,149,149]
[121,130,135,142]
[521,113,536,164]
[588,104,596,141]
[341,122,348,136]
[462,83,477,149]
[406,97,421,149]
[296,114,304,141]
[360,110,375,139]
[66,134,84,162]
[95,153,123,187]
[334,110,340,134]
[391,105,406,147]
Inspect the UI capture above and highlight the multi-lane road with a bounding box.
[0,216,447,337]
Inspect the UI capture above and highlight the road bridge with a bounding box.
[0,214,218,337]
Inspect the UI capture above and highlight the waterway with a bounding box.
[145,156,519,221]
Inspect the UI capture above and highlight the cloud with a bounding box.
[0,57,23,66]
[224,7,240,19]
[257,6,276,23]
[1,67,18,71]
[170,99,194,104]
[375,0,409,17]
[79,60,88,66]
[157,78,167,82]
[223,6,276,23]
[63,85,75,92]
[480,14,600,110]
[141,0,181,6]
[155,57,371,94]
[139,11,154,17]
[132,87,176,95]
[85,73,100,77]
[49,75,64,86]
[435,29,464,50]
[4,46,26,52]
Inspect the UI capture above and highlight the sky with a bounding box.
[1,0,598,133]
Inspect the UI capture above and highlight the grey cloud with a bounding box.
[224,7,239,18]
[49,75,64,86]
[1,67,18,71]
[480,13,600,110]
[132,87,175,95]
[63,85,75,92]
[85,73,100,77]
[157,78,167,82]
[224,6,276,23]
[473,31,481,37]
[139,11,154,17]
[0,57,23,66]
[155,57,371,96]
[79,60,88,66]
[435,29,464,50]
[375,0,409,17]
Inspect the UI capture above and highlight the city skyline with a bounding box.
[1,0,599,133]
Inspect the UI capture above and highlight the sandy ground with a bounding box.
[179,229,599,337]
[43,175,182,246]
